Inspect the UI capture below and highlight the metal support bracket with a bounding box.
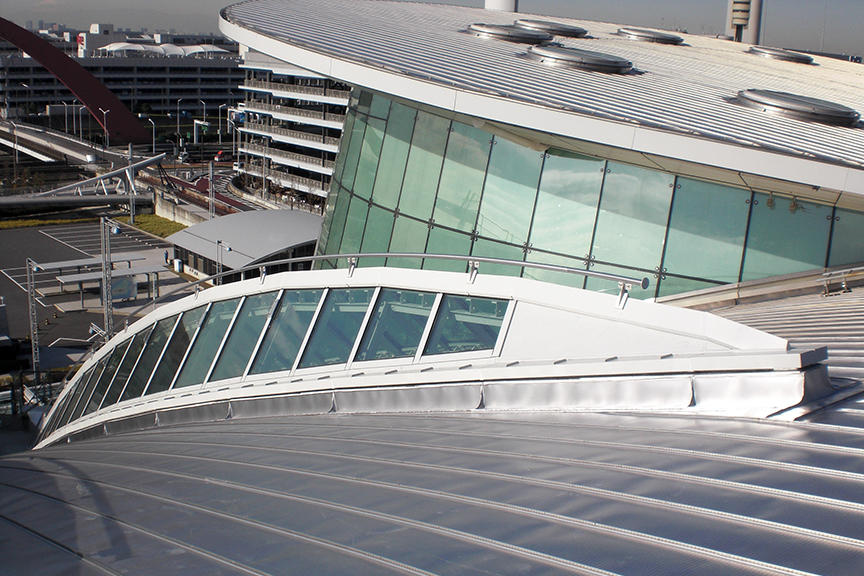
[259,266,267,284]
[347,257,357,278]
[468,260,479,284]
[615,281,631,310]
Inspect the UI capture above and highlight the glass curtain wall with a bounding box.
[319,90,864,298]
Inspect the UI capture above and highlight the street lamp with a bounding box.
[77,105,86,140]
[98,107,110,149]
[60,101,70,134]
[176,97,185,139]
[10,121,18,181]
[218,103,227,145]
[216,239,231,286]
[198,98,206,126]
[101,217,123,339]
[139,113,156,155]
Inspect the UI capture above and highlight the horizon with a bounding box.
[2,0,862,57]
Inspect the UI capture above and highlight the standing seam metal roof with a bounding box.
[222,0,864,168]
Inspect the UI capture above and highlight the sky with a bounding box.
[1,0,862,56]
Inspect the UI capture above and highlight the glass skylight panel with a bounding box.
[54,365,96,429]
[424,296,508,355]
[299,288,375,368]
[146,305,207,395]
[249,289,323,375]
[121,315,178,402]
[83,338,131,416]
[209,292,279,381]
[355,289,436,362]
[66,356,108,424]
[100,325,152,408]
[173,298,242,388]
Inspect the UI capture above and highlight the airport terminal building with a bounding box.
[6,2,864,575]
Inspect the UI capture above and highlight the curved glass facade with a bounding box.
[319,91,864,298]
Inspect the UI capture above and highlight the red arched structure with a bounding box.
[0,17,149,144]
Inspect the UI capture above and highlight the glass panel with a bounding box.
[339,112,367,190]
[471,238,524,277]
[322,184,351,257]
[584,262,655,300]
[54,366,96,429]
[371,102,415,210]
[356,90,373,116]
[210,292,280,381]
[83,338,132,415]
[330,111,355,184]
[355,289,436,362]
[476,138,543,244]
[368,93,391,120]
[101,326,152,407]
[299,288,375,368]
[317,183,343,257]
[67,357,108,423]
[174,299,242,389]
[433,121,491,232]
[829,208,864,267]
[662,178,750,284]
[523,250,587,289]
[338,196,370,256]
[656,275,724,298]
[147,305,207,395]
[359,205,394,267]
[397,111,450,220]
[250,290,325,375]
[424,295,508,355]
[352,117,386,200]
[121,315,178,401]
[742,193,831,281]
[387,216,429,269]
[423,226,471,272]
[529,150,604,257]
[591,163,674,270]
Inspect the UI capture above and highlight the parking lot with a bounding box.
[0,218,186,360]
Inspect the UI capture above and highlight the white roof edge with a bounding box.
[219,14,864,198]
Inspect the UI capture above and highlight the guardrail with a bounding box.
[244,79,351,101]
[243,101,346,124]
[243,121,341,148]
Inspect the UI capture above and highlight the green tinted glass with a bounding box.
[299,288,375,368]
[371,102,415,209]
[828,208,864,267]
[398,111,449,220]
[250,290,324,375]
[147,305,207,395]
[102,326,151,407]
[210,292,279,381]
[424,226,471,272]
[352,117,386,200]
[122,315,178,401]
[173,298,241,388]
[424,295,508,355]
[355,289,436,361]
[434,121,491,232]
[387,216,429,269]
[84,338,131,415]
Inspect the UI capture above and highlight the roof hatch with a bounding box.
[527,45,632,74]
[736,89,860,126]
[513,19,588,38]
[747,45,813,64]
[467,23,552,44]
[616,27,683,45]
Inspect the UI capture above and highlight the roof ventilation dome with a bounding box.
[736,89,860,126]
[527,45,632,74]
[746,45,813,64]
[616,27,684,45]
[467,23,552,44]
[513,19,588,38]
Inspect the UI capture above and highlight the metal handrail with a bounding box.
[241,142,335,170]
[38,251,649,436]
[244,79,351,101]
[243,120,341,148]
[243,100,346,124]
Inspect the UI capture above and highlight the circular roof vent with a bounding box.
[746,45,813,64]
[527,45,632,74]
[737,89,860,126]
[616,27,683,45]
[467,23,552,44]
[514,19,588,38]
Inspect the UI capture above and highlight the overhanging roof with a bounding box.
[166,209,321,269]
[220,0,864,198]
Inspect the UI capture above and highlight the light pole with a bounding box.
[218,103,227,145]
[140,114,156,155]
[216,239,231,286]
[198,99,206,126]
[26,258,41,390]
[60,101,70,134]
[176,97,185,140]
[98,107,110,149]
[77,105,86,140]
[10,121,18,182]
[101,217,123,339]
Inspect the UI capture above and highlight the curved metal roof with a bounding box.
[4,408,864,575]
[219,0,864,181]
